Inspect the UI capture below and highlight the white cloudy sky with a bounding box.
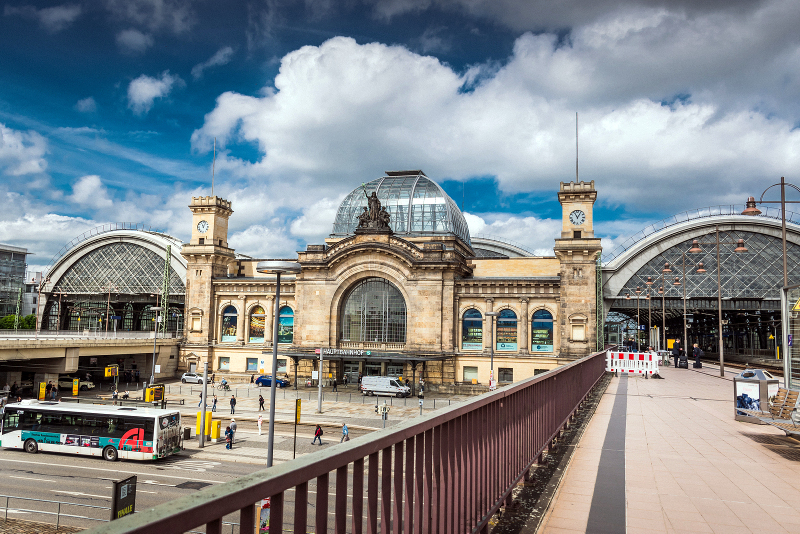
[1,0,799,272]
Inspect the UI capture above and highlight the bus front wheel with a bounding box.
[24,439,38,454]
[103,446,118,462]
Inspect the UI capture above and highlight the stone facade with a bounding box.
[178,178,601,389]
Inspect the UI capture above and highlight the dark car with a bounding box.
[255,375,290,388]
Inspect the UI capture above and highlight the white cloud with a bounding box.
[229,224,299,258]
[465,212,561,255]
[0,123,48,175]
[127,71,183,115]
[192,46,235,80]
[4,3,81,32]
[116,28,154,54]
[192,17,800,217]
[68,175,113,209]
[105,0,196,34]
[74,97,97,113]
[290,197,343,241]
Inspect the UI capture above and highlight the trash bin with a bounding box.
[734,369,780,424]
[183,427,191,440]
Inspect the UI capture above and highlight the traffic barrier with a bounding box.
[606,351,659,378]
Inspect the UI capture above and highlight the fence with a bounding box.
[0,494,110,529]
[85,349,608,534]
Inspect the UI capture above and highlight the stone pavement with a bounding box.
[538,363,800,534]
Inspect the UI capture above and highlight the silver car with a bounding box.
[180,372,206,384]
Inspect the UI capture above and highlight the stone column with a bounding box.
[454,296,460,352]
[265,296,275,345]
[236,298,246,344]
[519,298,529,355]
[484,297,494,353]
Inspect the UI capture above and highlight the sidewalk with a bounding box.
[537,364,800,534]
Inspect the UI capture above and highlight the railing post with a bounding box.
[56,501,60,529]
[240,500,257,533]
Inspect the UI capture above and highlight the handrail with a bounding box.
[601,205,800,264]
[83,348,608,534]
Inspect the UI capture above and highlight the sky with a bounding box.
[1,0,799,274]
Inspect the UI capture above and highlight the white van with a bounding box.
[360,376,411,397]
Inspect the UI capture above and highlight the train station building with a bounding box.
[178,171,602,389]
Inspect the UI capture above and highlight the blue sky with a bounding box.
[2,0,800,273]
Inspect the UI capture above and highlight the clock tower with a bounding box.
[180,196,236,366]
[553,181,602,358]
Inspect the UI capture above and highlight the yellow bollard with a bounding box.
[196,412,212,436]
[211,420,221,442]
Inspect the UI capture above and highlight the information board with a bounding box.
[111,475,137,520]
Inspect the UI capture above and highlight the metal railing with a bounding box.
[0,494,110,528]
[84,349,608,534]
[601,205,800,264]
[0,329,182,340]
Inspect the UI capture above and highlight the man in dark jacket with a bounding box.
[671,340,682,368]
[692,343,703,368]
[230,395,236,414]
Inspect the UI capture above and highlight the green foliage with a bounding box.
[0,314,36,329]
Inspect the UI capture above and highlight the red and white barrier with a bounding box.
[606,351,659,377]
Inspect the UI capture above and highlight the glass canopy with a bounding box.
[331,170,472,246]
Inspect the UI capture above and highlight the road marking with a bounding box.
[52,490,110,499]
[0,508,30,515]
[106,486,159,494]
[141,480,176,487]
[9,475,56,483]
[158,459,221,472]
[0,458,222,484]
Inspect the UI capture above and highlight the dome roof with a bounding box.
[331,170,472,246]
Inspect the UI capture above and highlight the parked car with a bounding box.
[360,376,411,397]
[255,375,290,388]
[57,376,96,391]
[181,372,206,384]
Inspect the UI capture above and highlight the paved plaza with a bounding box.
[539,364,800,534]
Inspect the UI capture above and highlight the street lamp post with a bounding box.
[149,306,163,386]
[256,260,302,468]
[743,177,800,386]
[485,311,499,389]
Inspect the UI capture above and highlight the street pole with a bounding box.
[267,271,281,468]
[716,226,725,377]
[199,362,208,448]
[317,350,324,413]
[149,307,163,387]
[636,286,641,351]
[486,312,499,389]
[682,253,688,356]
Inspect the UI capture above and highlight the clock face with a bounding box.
[197,220,209,234]
[569,210,586,225]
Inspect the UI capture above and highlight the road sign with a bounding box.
[419,399,423,406]
[105,365,118,377]
[38,381,46,400]
[110,315,121,320]
[295,399,301,424]
[72,378,79,396]
[111,475,137,520]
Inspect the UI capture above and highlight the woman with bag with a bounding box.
[224,426,233,450]
[312,425,323,445]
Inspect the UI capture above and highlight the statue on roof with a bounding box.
[356,186,392,234]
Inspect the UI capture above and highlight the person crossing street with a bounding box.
[230,395,237,414]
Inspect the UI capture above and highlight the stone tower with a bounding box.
[553,181,602,358]
[180,196,236,364]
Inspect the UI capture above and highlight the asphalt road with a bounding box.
[0,422,380,533]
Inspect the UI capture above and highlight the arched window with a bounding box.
[496,309,518,351]
[341,278,406,343]
[277,307,294,344]
[249,306,266,343]
[531,309,554,352]
[462,309,483,350]
[221,306,237,342]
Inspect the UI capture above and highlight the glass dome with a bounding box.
[331,170,472,246]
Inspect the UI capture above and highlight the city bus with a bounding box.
[0,400,182,462]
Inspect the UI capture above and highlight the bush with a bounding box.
[0,314,36,329]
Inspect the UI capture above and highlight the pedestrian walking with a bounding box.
[212,395,217,412]
[342,374,348,387]
[230,418,237,444]
[258,415,263,436]
[230,395,236,414]
[225,426,232,450]
[258,394,265,411]
[332,377,337,392]
[211,373,215,385]
[312,425,323,445]
[419,378,425,393]
[52,384,58,400]
[250,374,255,385]
[198,393,203,407]
[340,423,349,443]
[358,373,362,386]
[45,381,52,399]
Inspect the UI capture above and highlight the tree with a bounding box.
[21,314,36,329]
[0,314,36,329]
[0,315,16,329]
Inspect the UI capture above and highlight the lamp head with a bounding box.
[688,239,702,253]
[696,262,706,273]
[741,196,762,216]
[673,277,681,286]
[646,276,653,286]
[734,239,748,253]
[662,262,671,273]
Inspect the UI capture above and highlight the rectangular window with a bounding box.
[463,366,478,382]
[191,316,201,332]
[2,412,19,434]
[572,324,586,341]
[387,365,403,377]
[218,357,230,371]
[498,368,513,382]
[246,358,258,372]
[573,231,581,239]
[534,368,549,375]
